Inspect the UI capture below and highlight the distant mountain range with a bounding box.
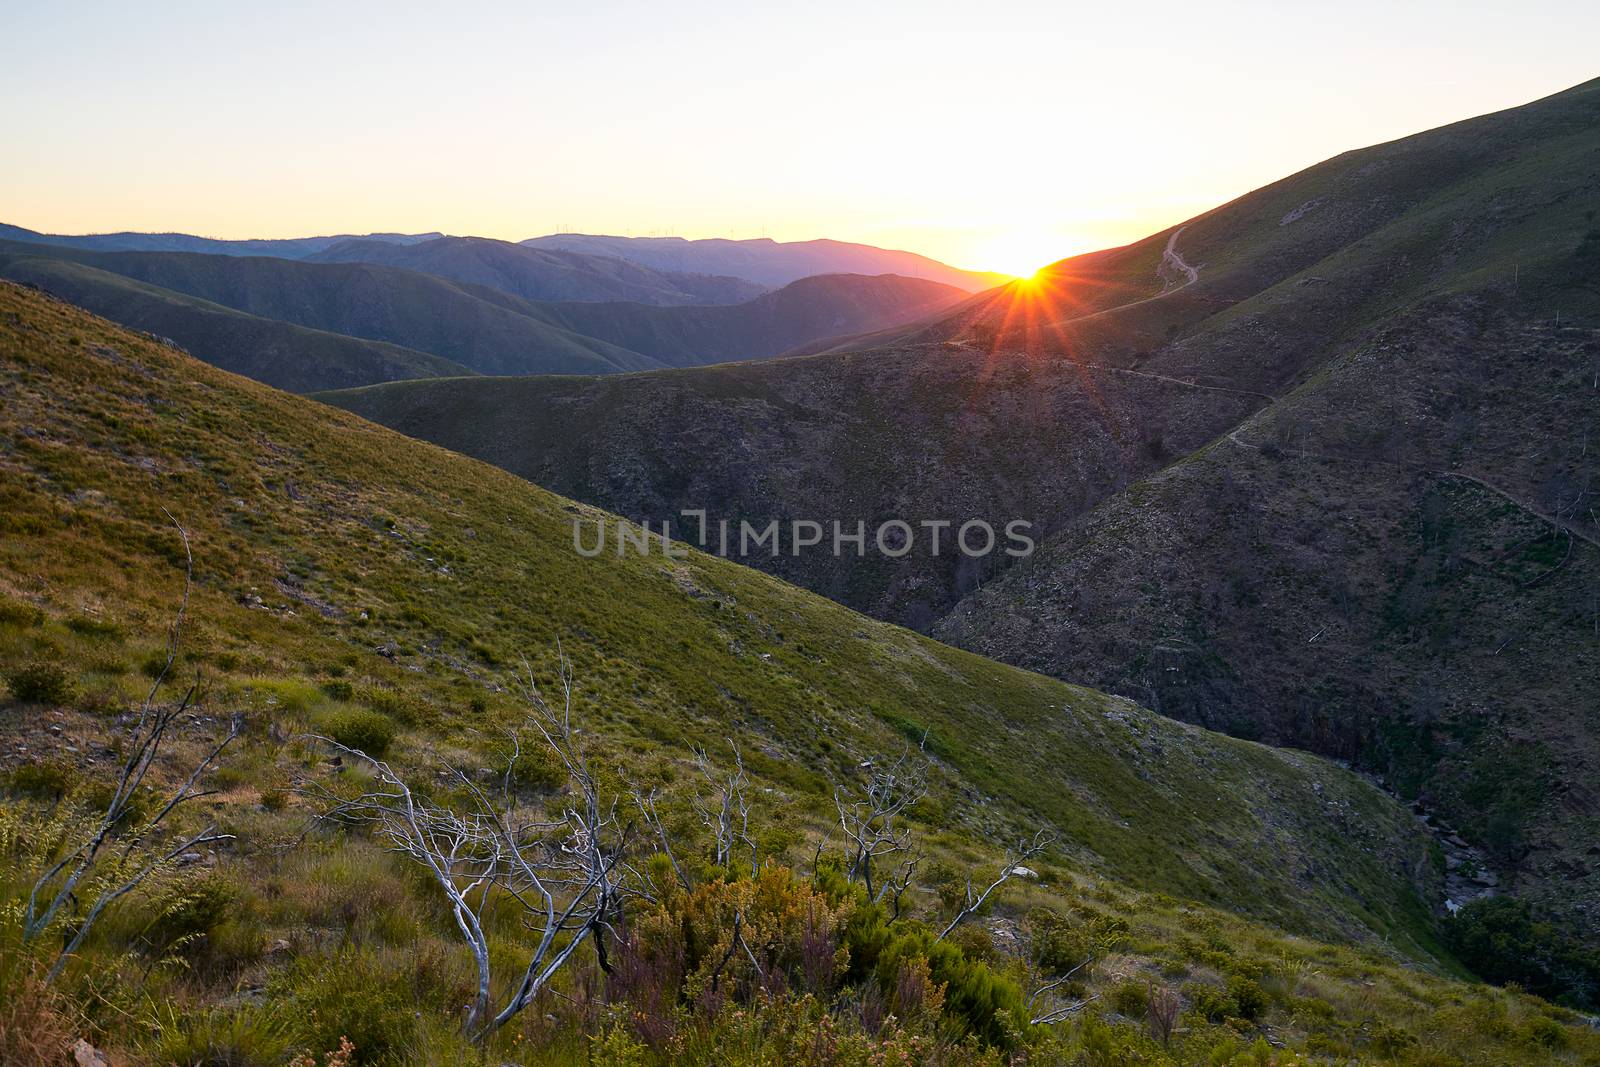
[0,221,441,259]
[0,233,972,390]
[2,222,1007,295]
[523,233,1011,291]
[323,77,1600,940]
[307,235,765,306]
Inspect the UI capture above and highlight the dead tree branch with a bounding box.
[23,513,240,984]
[936,828,1054,942]
[834,749,926,904]
[692,740,758,877]
[1028,956,1098,1025]
[306,644,621,1043]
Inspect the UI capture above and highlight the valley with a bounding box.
[14,284,1594,1062]
[322,78,1600,947]
[4,35,1599,1065]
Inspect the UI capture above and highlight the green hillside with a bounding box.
[10,283,1597,1063]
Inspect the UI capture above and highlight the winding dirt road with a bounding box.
[1043,224,1200,330]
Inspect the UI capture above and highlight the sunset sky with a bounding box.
[4,1,1597,275]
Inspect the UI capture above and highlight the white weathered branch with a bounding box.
[936,828,1054,941]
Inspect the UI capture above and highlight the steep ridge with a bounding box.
[524,232,1011,291]
[308,234,765,305]
[936,298,1600,935]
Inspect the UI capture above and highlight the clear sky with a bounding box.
[3,1,1597,275]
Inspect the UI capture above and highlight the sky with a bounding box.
[3,1,1598,276]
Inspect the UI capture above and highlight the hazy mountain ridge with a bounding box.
[1,237,988,388]
[0,239,654,377]
[524,232,1012,291]
[307,234,767,306]
[0,221,442,258]
[521,273,969,368]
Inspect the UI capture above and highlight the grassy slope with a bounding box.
[9,286,1600,1064]
[0,239,658,376]
[0,281,1436,948]
[0,254,475,393]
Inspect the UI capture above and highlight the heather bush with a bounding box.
[320,708,396,757]
[3,660,74,705]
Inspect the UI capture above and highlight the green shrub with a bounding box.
[65,614,122,639]
[151,1005,295,1067]
[1226,974,1267,1020]
[501,742,565,793]
[322,708,396,757]
[274,949,421,1063]
[1108,979,1149,1018]
[139,650,170,679]
[1524,1015,1568,1050]
[145,875,240,948]
[5,760,76,800]
[0,600,44,628]
[1184,980,1236,1023]
[820,864,1029,1049]
[1446,896,1600,1010]
[4,660,75,704]
[357,685,426,727]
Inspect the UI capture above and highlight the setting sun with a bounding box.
[973,231,1067,279]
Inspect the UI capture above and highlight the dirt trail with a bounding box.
[1044,225,1200,329]
[1160,225,1199,286]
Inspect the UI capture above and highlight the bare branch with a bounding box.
[306,646,623,1043]
[24,515,240,985]
[692,740,758,877]
[937,828,1054,942]
[833,748,927,903]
